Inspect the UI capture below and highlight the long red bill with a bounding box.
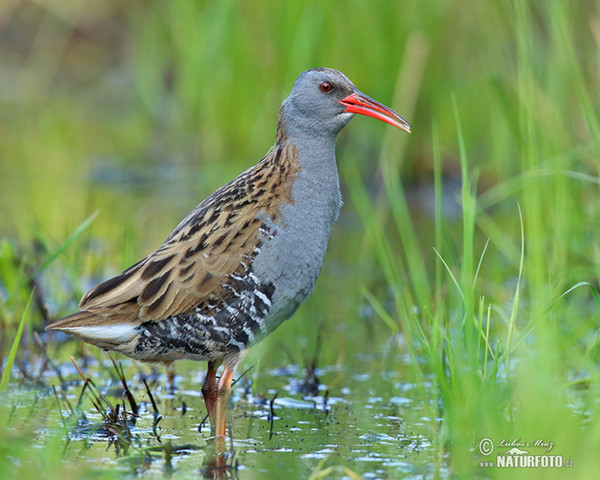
[339,92,411,133]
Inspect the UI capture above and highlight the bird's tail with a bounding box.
[46,309,141,351]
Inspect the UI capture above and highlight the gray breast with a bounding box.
[252,153,342,334]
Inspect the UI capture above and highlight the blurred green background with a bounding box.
[2,0,600,478]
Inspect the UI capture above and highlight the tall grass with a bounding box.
[345,1,600,477]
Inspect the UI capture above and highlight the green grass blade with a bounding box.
[6,210,100,303]
[505,203,524,360]
[473,238,490,288]
[360,287,399,336]
[0,290,34,390]
[545,281,600,314]
[433,247,464,303]
[432,124,443,298]
[32,209,100,278]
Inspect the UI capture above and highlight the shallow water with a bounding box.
[5,351,444,479]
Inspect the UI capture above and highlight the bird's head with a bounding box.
[279,67,411,139]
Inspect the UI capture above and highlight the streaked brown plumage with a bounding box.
[52,144,299,348]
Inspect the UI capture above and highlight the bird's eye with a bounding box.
[320,82,332,93]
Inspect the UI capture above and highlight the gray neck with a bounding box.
[295,137,339,194]
[275,100,343,229]
[277,106,339,187]
[285,142,341,240]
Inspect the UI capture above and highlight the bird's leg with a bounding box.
[201,362,234,471]
[201,360,221,430]
[214,367,235,438]
[212,366,235,457]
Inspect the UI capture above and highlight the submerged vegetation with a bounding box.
[1,0,600,478]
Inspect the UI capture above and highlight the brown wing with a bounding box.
[73,143,300,324]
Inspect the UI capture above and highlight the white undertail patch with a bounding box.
[59,324,138,343]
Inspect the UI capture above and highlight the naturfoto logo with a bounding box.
[477,437,573,469]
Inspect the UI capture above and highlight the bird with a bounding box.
[46,67,411,443]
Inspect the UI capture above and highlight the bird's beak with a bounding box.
[339,91,411,133]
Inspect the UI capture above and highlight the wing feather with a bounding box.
[55,144,300,328]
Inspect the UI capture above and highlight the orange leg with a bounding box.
[213,366,234,457]
[214,367,235,438]
[201,356,243,476]
[201,360,221,429]
[200,361,234,474]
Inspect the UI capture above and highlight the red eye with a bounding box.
[320,82,332,92]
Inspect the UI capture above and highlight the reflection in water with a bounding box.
[8,357,437,478]
[201,437,234,480]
